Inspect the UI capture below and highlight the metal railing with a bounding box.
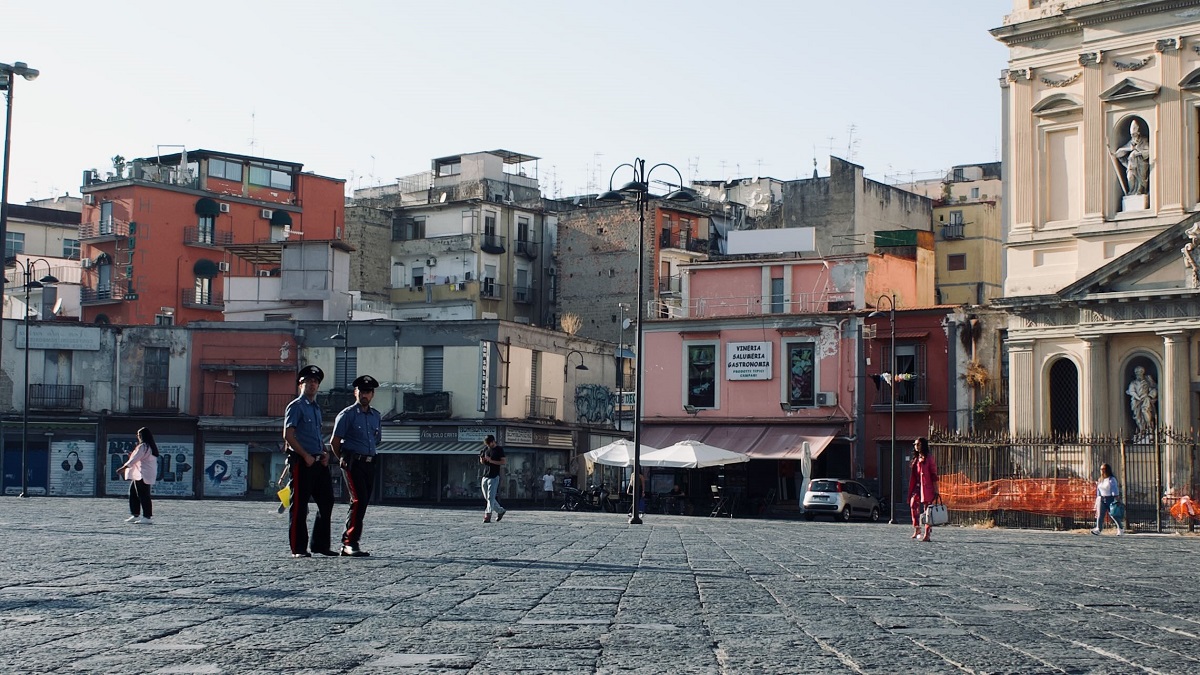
[515,239,539,259]
[28,384,84,410]
[660,231,709,253]
[183,226,233,247]
[658,275,681,294]
[481,233,506,253]
[513,285,535,304]
[201,392,293,417]
[181,288,224,309]
[317,390,356,416]
[128,386,180,412]
[653,291,857,318]
[79,219,132,240]
[942,224,965,240]
[526,395,557,420]
[480,281,503,300]
[81,285,133,304]
[402,391,452,419]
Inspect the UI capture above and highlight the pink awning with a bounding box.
[638,425,709,449]
[744,426,840,460]
[638,424,840,461]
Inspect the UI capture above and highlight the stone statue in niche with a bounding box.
[1126,365,1158,442]
[1110,118,1150,211]
[1183,224,1200,288]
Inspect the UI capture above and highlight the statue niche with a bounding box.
[1109,117,1150,212]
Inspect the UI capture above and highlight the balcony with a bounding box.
[79,218,132,242]
[184,226,233,247]
[942,224,965,240]
[515,239,539,259]
[29,384,84,411]
[181,288,224,310]
[526,395,557,421]
[481,233,506,254]
[480,280,503,300]
[402,391,452,419]
[658,275,681,295]
[513,285,535,304]
[129,386,180,413]
[201,391,293,417]
[659,230,709,254]
[316,390,356,416]
[81,285,133,305]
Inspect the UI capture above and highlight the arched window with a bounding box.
[1048,358,1079,436]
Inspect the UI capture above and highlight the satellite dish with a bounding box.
[700,188,711,198]
[439,192,448,203]
[621,318,632,330]
[52,298,64,315]
[95,313,111,325]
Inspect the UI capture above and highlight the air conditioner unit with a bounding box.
[258,270,272,277]
[219,202,230,213]
[261,208,273,219]
[425,257,436,267]
[816,392,838,407]
[335,226,341,238]
[84,194,95,205]
[80,258,94,269]
[547,268,557,277]
[217,261,231,272]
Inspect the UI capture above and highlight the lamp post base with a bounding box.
[629,513,643,525]
[18,492,30,499]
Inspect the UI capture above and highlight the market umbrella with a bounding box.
[639,440,750,469]
[583,439,658,467]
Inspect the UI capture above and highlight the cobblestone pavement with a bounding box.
[0,498,1196,674]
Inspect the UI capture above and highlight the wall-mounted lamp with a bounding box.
[683,404,699,416]
[565,349,588,377]
[779,402,796,412]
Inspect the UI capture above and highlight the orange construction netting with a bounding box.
[939,472,1095,518]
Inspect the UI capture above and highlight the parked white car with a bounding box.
[803,479,883,522]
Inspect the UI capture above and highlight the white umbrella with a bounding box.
[639,440,750,469]
[583,439,658,467]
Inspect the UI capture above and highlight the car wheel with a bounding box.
[870,506,881,523]
[803,513,815,521]
[840,506,852,522]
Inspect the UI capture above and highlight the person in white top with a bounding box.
[117,427,159,525]
[542,470,555,507]
[1092,462,1122,536]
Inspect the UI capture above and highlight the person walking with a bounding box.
[330,375,381,557]
[284,365,336,558]
[1092,462,1124,536]
[116,427,159,525]
[480,434,507,523]
[908,437,939,542]
[541,469,555,508]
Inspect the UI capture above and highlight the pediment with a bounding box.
[1181,67,1200,91]
[1100,77,1159,102]
[1060,215,1200,299]
[1032,93,1083,118]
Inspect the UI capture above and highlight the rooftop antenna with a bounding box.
[688,157,700,182]
[846,124,859,161]
[755,159,764,178]
[248,111,258,156]
[587,152,603,195]
[369,155,376,187]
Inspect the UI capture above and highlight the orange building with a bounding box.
[77,149,344,325]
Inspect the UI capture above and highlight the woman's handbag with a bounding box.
[1108,500,1125,522]
[923,500,949,526]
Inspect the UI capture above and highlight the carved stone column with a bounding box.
[1156,39,1184,215]
[1009,69,1035,235]
[1009,338,1036,435]
[1080,52,1105,225]
[1079,333,1109,435]
[1158,329,1189,432]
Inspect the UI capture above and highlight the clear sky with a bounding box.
[4,0,1012,203]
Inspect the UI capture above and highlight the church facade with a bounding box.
[992,1,1200,459]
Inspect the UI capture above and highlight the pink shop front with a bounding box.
[376,424,573,503]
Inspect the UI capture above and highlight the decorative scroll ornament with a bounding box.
[1113,55,1154,71]
[1078,51,1103,66]
[1041,72,1082,88]
[1005,68,1032,82]
[1155,38,1178,53]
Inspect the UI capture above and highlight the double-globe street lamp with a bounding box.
[868,294,897,524]
[597,159,693,524]
[12,258,58,498]
[0,61,41,370]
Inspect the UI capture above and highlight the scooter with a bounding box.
[561,484,611,511]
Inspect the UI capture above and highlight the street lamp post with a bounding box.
[869,294,897,523]
[12,258,58,498]
[0,61,41,371]
[597,159,693,524]
[330,322,349,391]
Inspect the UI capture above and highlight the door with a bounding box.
[235,371,269,417]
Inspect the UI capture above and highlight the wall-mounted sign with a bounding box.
[18,324,102,351]
[726,341,773,380]
[479,341,490,412]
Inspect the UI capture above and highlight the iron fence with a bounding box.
[930,428,1198,533]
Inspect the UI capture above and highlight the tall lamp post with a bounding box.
[597,159,693,524]
[330,322,349,392]
[0,61,41,370]
[12,258,58,498]
[868,294,896,523]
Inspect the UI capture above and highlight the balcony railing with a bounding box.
[81,285,133,304]
[29,384,84,410]
[201,392,294,417]
[79,219,132,240]
[942,224,965,240]
[316,390,356,416]
[513,285,535,304]
[526,395,557,420]
[181,288,224,310]
[515,239,539,259]
[658,275,681,295]
[481,233,506,254]
[128,386,180,412]
[480,281,503,300]
[402,391,452,419]
[659,230,709,254]
[184,226,233,247]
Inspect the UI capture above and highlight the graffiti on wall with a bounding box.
[574,384,615,425]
